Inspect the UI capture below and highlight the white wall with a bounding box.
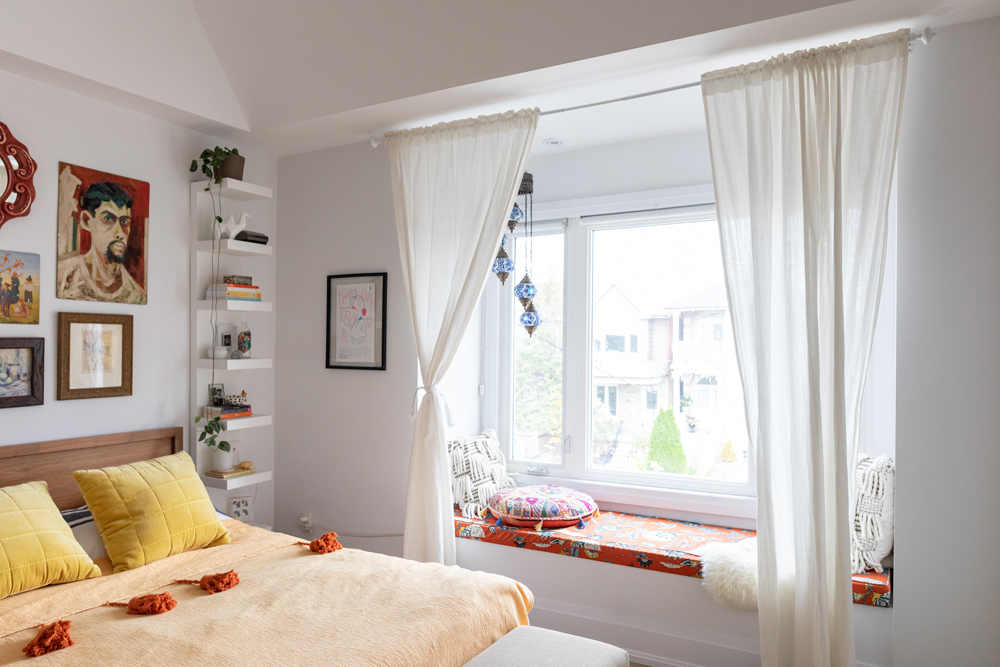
[526,131,713,204]
[274,142,416,555]
[0,67,277,524]
[894,16,1000,665]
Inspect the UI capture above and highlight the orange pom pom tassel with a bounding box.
[107,592,178,615]
[296,531,343,554]
[175,570,240,594]
[22,620,73,657]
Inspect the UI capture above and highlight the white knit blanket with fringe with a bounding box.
[448,430,517,519]
[851,454,893,574]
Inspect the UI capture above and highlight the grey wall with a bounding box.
[894,16,1000,665]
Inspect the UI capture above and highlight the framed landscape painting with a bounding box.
[0,250,40,324]
[56,163,149,305]
[57,312,133,400]
[326,272,387,370]
[0,338,43,408]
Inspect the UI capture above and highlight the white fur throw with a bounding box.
[851,454,894,574]
[448,430,517,519]
[699,538,758,612]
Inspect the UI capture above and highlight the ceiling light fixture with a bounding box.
[542,138,564,147]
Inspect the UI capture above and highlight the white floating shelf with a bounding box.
[202,470,272,490]
[193,178,272,201]
[197,358,272,371]
[219,414,272,431]
[196,239,273,257]
[198,300,272,312]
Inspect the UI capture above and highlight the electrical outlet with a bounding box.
[229,495,254,522]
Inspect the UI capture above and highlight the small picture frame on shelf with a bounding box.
[57,313,133,400]
[326,272,387,371]
[0,338,44,408]
[216,324,236,351]
[209,383,225,407]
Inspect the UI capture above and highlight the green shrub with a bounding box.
[646,408,686,474]
[720,440,737,463]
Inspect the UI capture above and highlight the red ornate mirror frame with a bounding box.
[0,120,37,230]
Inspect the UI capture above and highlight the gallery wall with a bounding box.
[0,68,277,525]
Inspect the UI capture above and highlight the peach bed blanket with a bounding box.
[0,522,532,665]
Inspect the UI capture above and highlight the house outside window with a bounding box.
[605,335,625,352]
[630,334,639,353]
[647,389,657,410]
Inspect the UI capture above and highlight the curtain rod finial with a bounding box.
[370,135,384,148]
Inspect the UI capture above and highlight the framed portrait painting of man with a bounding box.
[56,163,149,305]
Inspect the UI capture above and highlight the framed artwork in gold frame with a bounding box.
[57,312,133,400]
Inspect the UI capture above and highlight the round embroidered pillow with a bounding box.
[488,485,598,529]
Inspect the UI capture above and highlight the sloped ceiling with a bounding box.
[1,0,998,156]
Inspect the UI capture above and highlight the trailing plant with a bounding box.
[190,146,240,185]
[194,415,231,452]
[189,147,239,388]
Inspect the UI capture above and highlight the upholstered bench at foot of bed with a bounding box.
[464,626,630,667]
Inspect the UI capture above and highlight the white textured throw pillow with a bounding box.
[700,538,758,612]
[449,430,516,519]
[851,454,894,573]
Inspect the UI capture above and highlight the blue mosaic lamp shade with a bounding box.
[513,273,537,308]
[492,246,514,285]
[508,202,524,232]
[519,303,542,336]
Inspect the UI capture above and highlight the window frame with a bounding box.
[480,183,896,521]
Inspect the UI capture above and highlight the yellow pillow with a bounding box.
[73,451,230,573]
[0,481,101,599]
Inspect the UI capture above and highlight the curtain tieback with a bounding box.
[410,385,455,427]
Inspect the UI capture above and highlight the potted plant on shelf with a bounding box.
[195,415,236,471]
[190,146,244,182]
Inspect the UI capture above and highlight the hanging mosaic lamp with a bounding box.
[519,302,542,336]
[492,246,514,285]
[508,202,524,233]
[513,273,537,309]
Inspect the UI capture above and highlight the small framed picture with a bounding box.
[57,312,133,400]
[0,338,44,408]
[216,324,236,351]
[326,272,387,371]
[209,383,225,407]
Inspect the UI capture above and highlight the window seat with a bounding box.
[454,509,891,608]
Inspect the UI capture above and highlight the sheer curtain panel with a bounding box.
[387,109,539,565]
[702,30,908,667]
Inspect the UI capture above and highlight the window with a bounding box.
[605,335,625,352]
[495,206,752,496]
[510,232,564,465]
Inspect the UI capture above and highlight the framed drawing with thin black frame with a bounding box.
[0,338,43,408]
[326,272,387,370]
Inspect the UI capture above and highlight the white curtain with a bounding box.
[702,30,908,667]
[387,109,539,565]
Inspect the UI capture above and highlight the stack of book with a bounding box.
[205,467,259,480]
[202,404,253,420]
[206,282,261,302]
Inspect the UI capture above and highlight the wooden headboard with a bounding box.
[0,427,183,510]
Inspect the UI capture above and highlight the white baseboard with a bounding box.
[530,596,761,667]
[530,597,884,667]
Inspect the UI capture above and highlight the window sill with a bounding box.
[455,509,892,609]
[507,472,757,529]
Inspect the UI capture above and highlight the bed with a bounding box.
[0,428,532,665]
